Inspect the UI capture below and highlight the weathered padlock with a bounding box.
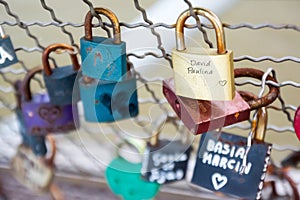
[11,135,56,193]
[163,68,279,135]
[80,7,126,81]
[172,7,234,100]
[141,116,192,184]
[79,62,138,122]
[0,25,18,68]
[106,140,160,200]
[191,106,272,199]
[14,80,47,156]
[21,66,78,135]
[43,43,80,105]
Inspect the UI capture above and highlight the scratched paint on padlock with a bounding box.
[22,93,78,135]
[141,140,192,184]
[80,37,127,81]
[191,132,272,199]
[79,73,139,122]
[11,145,53,193]
[0,36,18,68]
[172,47,235,100]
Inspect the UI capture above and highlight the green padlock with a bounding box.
[105,141,160,200]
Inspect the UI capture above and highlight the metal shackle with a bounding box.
[21,66,43,101]
[42,43,80,76]
[43,135,56,167]
[175,7,226,54]
[236,90,268,142]
[234,68,279,110]
[84,7,121,44]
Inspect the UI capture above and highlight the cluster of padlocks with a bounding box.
[1,5,299,200]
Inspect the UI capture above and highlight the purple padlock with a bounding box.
[21,66,78,135]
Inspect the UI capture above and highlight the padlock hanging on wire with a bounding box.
[163,68,279,135]
[191,103,272,199]
[80,7,127,81]
[42,43,81,105]
[141,116,193,184]
[0,25,18,68]
[172,7,235,101]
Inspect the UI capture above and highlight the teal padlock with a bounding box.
[0,25,18,68]
[42,43,80,105]
[106,141,160,200]
[79,62,139,122]
[80,7,126,81]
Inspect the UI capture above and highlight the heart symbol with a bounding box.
[212,173,228,190]
[38,106,61,124]
[219,80,227,86]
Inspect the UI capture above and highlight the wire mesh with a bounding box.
[0,0,299,199]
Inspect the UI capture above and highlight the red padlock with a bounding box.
[163,68,279,135]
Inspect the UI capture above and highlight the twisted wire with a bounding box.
[40,0,78,49]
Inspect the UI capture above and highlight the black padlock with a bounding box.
[141,116,192,184]
[191,105,272,199]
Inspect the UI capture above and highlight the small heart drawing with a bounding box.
[218,80,227,86]
[38,106,62,124]
[212,173,228,190]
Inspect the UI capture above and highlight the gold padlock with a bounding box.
[172,7,235,101]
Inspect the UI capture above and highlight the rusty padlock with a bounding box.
[42,43,80,105]
[163,68,279,135]
[21,66,78,135]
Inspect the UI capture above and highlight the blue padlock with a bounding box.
[14,81,47,156]
[80,7,126,81]
[0,25,18,68]
[79,62,138,122]
[43,43,80,105]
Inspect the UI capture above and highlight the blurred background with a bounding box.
[0,0,300,199]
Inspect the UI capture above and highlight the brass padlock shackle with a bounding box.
[22,66,43,101]
[234,68,279,110]
[238,91,268,142]
[175,7,226,54]
[84,7,121,44]
[42,43,80,76]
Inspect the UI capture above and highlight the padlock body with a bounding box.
[106,157,160,200]
[11,145,54,193]
[22,93,78,135]
[163,78,250,135]
[172,47,235,100]
[191,131,272,199]
[80,36,126,81]
[43,65,79,105]
[0,36,18,68]
[79,74,139,122]
[141,140,192,184]
[16,109,47,156]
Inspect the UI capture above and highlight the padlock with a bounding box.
[172,7,234,100]
[79,62,138,122]
[14,80,47,156]
[21,66,78,135]
[293,105,300,141]
[43,43,80,105]
[0,25,18,68]
[11,135,56,193]
[80,7,126,81]
[141,116,192,184]
[163,68,279,135]
[106,140,160,200]
[191,106,272,199]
